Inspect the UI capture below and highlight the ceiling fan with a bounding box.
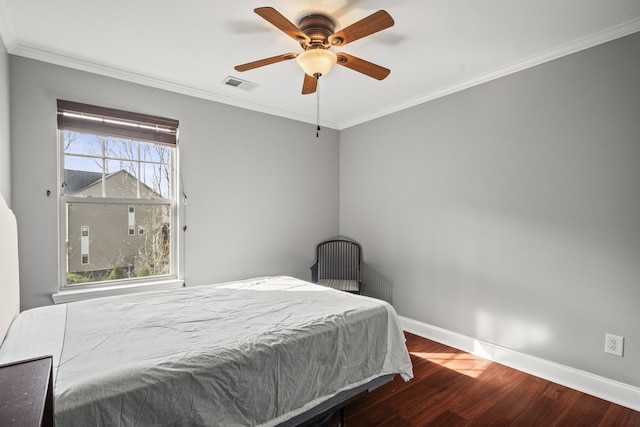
[234,7,394,95]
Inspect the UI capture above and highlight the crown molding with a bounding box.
[0,0,16,52]
[339,18,640,130]
[3,11,639,131]
[8,42,340,130]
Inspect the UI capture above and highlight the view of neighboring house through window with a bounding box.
[57,100,179,287]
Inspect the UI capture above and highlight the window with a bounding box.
[58,100,179,288]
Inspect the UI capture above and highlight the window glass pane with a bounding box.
[140,162,171,198]
[66,202,171,285]
[64,155,102,173]
[141,141,171,164]
[104,159,138,177]
[103,160,140,198]
[63,131,103,157]
[105,138,137,161]
[63,158,103,196]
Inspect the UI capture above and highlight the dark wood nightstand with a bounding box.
[0,355,54,427]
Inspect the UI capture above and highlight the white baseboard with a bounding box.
[399,316,640,412]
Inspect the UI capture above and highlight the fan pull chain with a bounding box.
[316,75,321,138]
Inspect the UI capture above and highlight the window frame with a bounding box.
[56,100,182,296]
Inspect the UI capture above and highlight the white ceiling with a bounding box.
[1,1,639,129]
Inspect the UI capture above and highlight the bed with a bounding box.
[0,194,413,426]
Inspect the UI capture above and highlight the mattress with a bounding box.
[0,276,413,426]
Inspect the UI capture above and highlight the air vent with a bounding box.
[222,76,259,91]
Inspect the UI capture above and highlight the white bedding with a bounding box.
[0,276,413,426]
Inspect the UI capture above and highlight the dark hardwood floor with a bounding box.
[344,332,640,426]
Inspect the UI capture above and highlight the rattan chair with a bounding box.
[311,239,362,293]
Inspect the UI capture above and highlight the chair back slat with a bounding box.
[317,240,361,281]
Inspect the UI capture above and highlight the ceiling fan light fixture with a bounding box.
[296,49,337,77]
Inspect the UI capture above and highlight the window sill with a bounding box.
[51,279,184,304]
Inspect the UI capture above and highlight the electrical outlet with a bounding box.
[605,333,624,357]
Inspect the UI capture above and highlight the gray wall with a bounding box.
[0,40,9,204]
[10,56,339,310]
[340,32,640,387]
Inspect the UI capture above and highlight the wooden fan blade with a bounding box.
[255,7,310,44]
[336,53,390,80]
[302,73,318,95]
[328,10,394,47]
[234,53,298,72]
